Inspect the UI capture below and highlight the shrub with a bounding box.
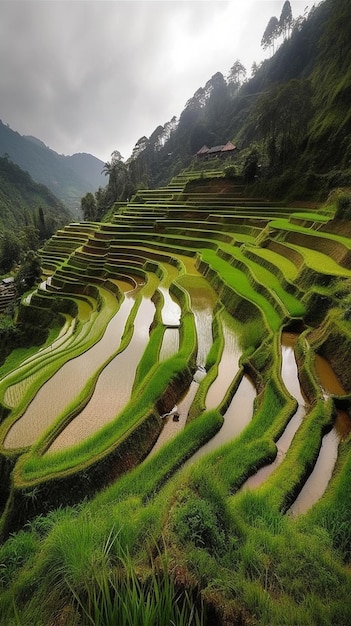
[224,164,237,179]
[334,191,351,220]
[172,497,226,556]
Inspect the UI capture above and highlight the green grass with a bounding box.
[1,170,351,625]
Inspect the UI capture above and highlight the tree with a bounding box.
[19,225,40,252]
[15,250,42,294]
[251,61,259,78]
[102,151,134,208]
[228,60,246,96]
[81,192,98,221]
[279,1,293,39]
[243,148,260,184]
[37,205,49,242]
[261,16,279,55]
[255,79,313,168]
[0,230,21,273]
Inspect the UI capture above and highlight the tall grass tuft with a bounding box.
[40,518,204,626]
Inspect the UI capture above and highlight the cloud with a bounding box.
[0,0,319,162]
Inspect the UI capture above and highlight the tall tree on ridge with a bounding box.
[261,15,279,56]
[228,59,247,96]
[279,1,293,39]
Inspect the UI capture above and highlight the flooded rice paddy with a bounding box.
[3,292,136,449]
[242,332,306,490]
[188,374,256,466]
[241,334,351,515]
[3,263,349,516]
[205,312,242,411]
[47,296,156,452]
[159,328,179,362]
[288,352,351,516]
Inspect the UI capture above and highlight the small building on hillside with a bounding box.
[2,277,14,286]
[196,141,237,159]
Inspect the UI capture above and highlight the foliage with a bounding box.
[15,250,42,295]
[112,0,349,206]
[172,491,227,556]
[223,164,237,178]
[0,155,71,232]
[261,16,280,55]
[334,191,351,220]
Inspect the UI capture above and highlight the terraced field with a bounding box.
[1,169,351,625]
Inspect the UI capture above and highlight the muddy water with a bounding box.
[315,353,346,396]
[288,354,351,516]
[4,292,136,449]
[159,287,181,326]
[150,381,199,456]
[188,374,256,466]
[288,427,340,516]
[241,333,306,490]
[47,297,156,452]
[206,313,242,410]
[148,280,217,454]
[159,328,179,362]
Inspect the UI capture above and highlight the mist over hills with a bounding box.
[125,0,351,201]
[1,0,350,228]
[0,155,71,233]
[0,120,105,216]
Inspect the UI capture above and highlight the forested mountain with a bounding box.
[0,121,105,215]
[0,155,70,228]
[0,156,72,272]
[123,0,350,202]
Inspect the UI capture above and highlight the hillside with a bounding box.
[125,0,351,202]
[1,1,351,623]
[0,164,351,624]
[0,156,71,234]
[0,121,105,216]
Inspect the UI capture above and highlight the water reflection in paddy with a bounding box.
[240,334,351,515]
[188,374,256,466]
[47,297,156,452]
[4,290,136,449]
[159,328,179,362]
[288,352,351,516]
[149,280,217,454]
[242,333,306,490]
[159,287,181,326]
[206,313,242,410]
[288,428,340,516]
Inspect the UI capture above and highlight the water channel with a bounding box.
[188,374,256,466]
[205,312,243,411]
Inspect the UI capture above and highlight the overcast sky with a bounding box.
[0,0,319,163]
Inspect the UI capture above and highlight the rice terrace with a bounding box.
[1,0,351,623]
[0,162,351,624]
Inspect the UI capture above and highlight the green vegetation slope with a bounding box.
[0,121,105,215]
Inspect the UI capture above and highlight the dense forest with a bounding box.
[0,156,71,272]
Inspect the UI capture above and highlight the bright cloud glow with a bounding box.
[0,0,320,162]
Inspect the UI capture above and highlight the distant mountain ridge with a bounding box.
[0,155,71,236]
[0,120,106,216]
